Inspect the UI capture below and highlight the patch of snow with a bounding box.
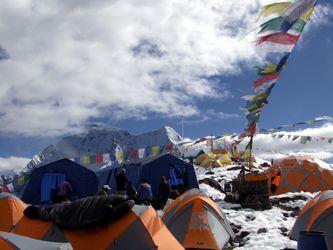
[196,163,315,249]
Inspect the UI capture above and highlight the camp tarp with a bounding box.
[22,159,99,205]
[290,190,333,249]
[162,188,235,250]
[14,205,184,250]
[0,232,72,250]
[98,154,198,196]
[0,193,26,232]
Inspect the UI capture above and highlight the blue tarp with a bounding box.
[98,154,198,196]
[22,159,99,205]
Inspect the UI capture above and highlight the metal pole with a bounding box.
[181,115,184,140]
[248,135,254,168]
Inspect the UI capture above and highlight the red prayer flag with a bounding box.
[166,144,174,152]
[95,154,103,163]
[258,33,300,45]
[130,149,138,159]
[252,73,280,89]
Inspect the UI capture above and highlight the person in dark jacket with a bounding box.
[136,179,153,205]
[126,181,137,200]
[115,168,128,194]
[157,176,171,209]
[24,195,134,230]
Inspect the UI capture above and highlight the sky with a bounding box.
[0,0,332,171]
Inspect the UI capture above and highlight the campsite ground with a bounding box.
[196,165,315,250]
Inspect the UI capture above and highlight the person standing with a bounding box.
[126,181,137,200]
[56,181,73,203]
[115,168,128,195]
[137,179,153,205]
[158,176,171,209]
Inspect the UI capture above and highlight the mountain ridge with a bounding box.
[25,125,183,171]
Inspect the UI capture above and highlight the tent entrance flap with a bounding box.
[169,165,186,186]
[41,173,66,204]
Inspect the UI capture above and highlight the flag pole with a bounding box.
[248,135,254,169]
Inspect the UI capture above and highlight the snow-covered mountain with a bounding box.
[26,125,182,171]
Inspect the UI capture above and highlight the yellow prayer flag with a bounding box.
[301,7,314,21]
[18,176,25,185]
[82,156,90,165]
[261,63,277,75]
[116,151,124,163]
[261,2,292,18]
[152,146,160,156]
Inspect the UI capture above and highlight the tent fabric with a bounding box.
[98,154,198,196]
[22,159,100,205]
[195,153,232,168]
[15,205,184,250]
[246,155,333,196]
[0,232,72,250]
[162,189,235,250]
[290,190,333,248]
[40,173,66,204]
[0,193,27,232]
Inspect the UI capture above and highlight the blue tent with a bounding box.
[98,154,198,196]
[22,159,99,205]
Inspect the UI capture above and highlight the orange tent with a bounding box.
[290,190,333,248]
[246,156,333,196]
[15,205,184,250]
[0,193,27,232]
[0,231,71,250]
[162,188,235,250]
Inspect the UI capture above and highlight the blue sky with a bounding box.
[0,0,332,163]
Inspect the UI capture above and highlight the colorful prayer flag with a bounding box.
[138,148,145,159]
[260,2,292,19]
[96,154,103,164]
[166,144,174,152]
[82,156,90,165]
[258,33,300,45]
[103,153,110,163]
[89,155,96,164]
[116,151,124,163]
[130,149,138,160]
[152,146,160,157]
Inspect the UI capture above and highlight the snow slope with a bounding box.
[196,165,315,250]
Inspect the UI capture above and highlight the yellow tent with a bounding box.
[195,153,232,168]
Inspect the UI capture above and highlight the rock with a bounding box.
[282,212,289,218]
[245,214,256,221]
[227,166,242,171]
[240,231,250,239]
[257,228,268,234]
[279,227,288,233]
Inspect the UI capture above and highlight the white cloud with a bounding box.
[246,123,333,162]
[0,156,30,174]
[0,1,330,137]
[0,0,261,137]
